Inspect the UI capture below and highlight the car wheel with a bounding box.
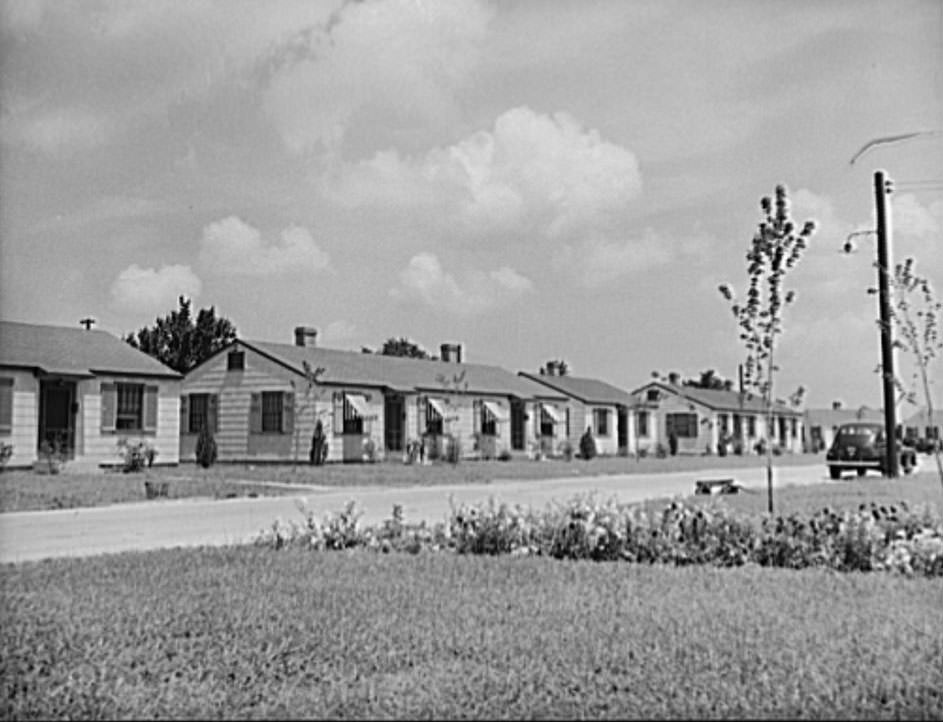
[857,467,867,477]
[829,466,841,480]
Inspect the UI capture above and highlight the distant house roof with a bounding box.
[630,380,800,416]
[232,340,568,400]
[0,320,180,378]
[804,407,885,428]
[518,372,634,407]
[900,407,943,427]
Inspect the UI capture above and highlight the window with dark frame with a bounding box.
[425,401,444,435]
[593,408,609,436]
[718,413,729,435]
[539,406,554,437]
[344,396,365,435]
[189,393,209,433]
[116,383,144,430]
[480,403,497,437]
[227,350,245,371]
[637,410,649,436]
[666,412,698,438]
[261,391,283,432]
[747,415,756,437]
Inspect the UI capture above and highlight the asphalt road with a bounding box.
[0,463,830,564]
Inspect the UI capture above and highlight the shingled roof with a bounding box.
[0,320,180,378]
[518,371,634,406]
[631,380,800,415]
[239,340,568,400]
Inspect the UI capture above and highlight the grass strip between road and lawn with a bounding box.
[1,452,826,513]
[2,547,941,719]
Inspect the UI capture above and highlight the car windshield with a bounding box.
[836,425,883,442]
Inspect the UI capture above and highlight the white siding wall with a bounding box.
[80,378,181,465]
[4,373,39,467]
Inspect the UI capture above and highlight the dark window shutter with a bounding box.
[417,397,426,435]
[0,378,12,434]
[249,393,262,434]
[283,392,294,435]
[209,394,219,432]
[144,386,159,431]
[472,400,481,435]
[333,394,343,435]
[180,394,189,433]
[100,383,117,433]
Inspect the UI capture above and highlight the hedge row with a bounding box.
[252,495,943,577]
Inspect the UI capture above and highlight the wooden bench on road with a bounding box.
[695,478,740,496]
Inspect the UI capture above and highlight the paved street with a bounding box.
[0,464,829,564]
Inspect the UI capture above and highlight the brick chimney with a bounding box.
[668,372,680,386]
[294,326,318,347]
[440,342,463,363]
[832,400,843,410]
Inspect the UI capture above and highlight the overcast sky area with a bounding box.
[1,0,941,410]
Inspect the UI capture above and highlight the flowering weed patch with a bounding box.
[253,493,943,577]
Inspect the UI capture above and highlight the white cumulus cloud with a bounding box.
[553,231,674,288]
[110,264,202,313]
[325,106,642,239]
[390,252,533,315]
[198,216,331,276]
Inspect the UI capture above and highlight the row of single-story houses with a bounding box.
[4,320,937,469]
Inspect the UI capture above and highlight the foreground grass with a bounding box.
[0,452,823,513]
[1,549,941,720]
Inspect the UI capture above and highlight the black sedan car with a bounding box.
[826,422,917,479]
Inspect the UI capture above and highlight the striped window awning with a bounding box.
[344,393,377,420]
[541,404,562,424]
[426,397,447,418]
[482,400,509,423]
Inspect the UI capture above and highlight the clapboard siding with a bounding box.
[80,378,181,465]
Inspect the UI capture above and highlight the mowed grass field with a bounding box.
[0,452,825,513]
[2,548,941,720]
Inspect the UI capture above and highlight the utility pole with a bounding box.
[874,169,899,478]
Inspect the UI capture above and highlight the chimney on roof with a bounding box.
[294,326,318,347]
[832,400,843,410]
[668,372,680,386]
[79,317,96,330]
[440,342,463,363]
[722,379,734,392]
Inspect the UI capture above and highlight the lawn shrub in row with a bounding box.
[253,494,943,577]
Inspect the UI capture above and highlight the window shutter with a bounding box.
[333,394,343,434]
[100,383,117,433]
[0,378,13,434]
[417,397,426,435]
[472,400,481,435]
[144,386,159,431]
[209,394,219,432]
[283,392,294,435]
[180,395,189,434]
[249,393,262,434]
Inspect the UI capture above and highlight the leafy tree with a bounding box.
[719,185,815,513]
[195,422,217,469]
[888,257,943,489]
[682,369,731,390]
[539,360,570,376]
[380,337,432,359]
[124,296,236,373]
[579,426,596,460]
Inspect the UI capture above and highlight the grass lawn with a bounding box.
[0,452,825,513]
[2,548,941,719]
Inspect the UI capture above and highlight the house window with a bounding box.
[116,383,144,430]
[928,426,940,440]
[227,350,245,371]
[539,406,555,437]
[425,400,444,435]
[733,414,742,437]
[646,388,659,402]
[0,377,12,434]
[593,408,609,436]
[666,412,698,439]
[718,413,729,436]
[565,408,571,438]
[747,415,756,437]
[480,405,496,436]
[189,393,209,433]
[637,410,649,437]
[791,418,798,438]
[261,391,283,432]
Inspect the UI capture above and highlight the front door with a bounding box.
[617,408,628,453]
[384,393,405,453]
[510,400,526,451]
[39,380,76,459]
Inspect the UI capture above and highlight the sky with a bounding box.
[1,0,942,412]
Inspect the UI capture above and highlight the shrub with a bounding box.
[309,420,328,466]
[497,449,512,462]
[558,440,574,461]
[655,443,668,459]
[0,442,13,471]
[579,428,596,460]
[363,436,378,463]
[117,439,156,473]
[195,423,217,468]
